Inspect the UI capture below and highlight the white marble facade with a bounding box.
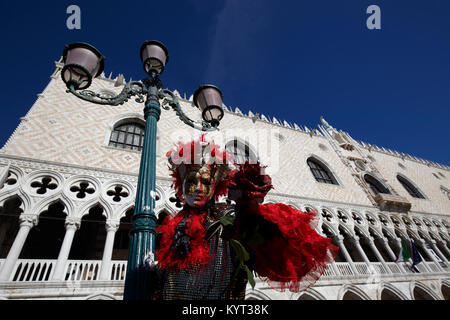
[0,60,448,300]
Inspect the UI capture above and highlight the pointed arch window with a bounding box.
[307,158,338,185]
[397,175,425,199]
[364,174,390,195]
[225,140,257,164]
[109,122,145,151]
[440,186,450,200]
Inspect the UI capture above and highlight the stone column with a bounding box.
[351,236,372,266]
[419,240,444,272]
[380,237,397,262]
[51,218,81,281]
[99,220,120,280]
[0,215,37,281]
[437,240,450,260]
[394,238,403,256]
[367,237,391,273]
[429,240,449,268]
[333,235,359,275]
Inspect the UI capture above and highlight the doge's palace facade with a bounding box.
[0,60,448,300]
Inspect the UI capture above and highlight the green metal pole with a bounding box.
[123,84,161,300]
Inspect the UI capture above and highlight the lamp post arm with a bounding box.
[159,89,219,132]
[66,81,146,106]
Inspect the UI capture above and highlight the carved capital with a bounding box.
[65,217,81,230]
[416,239,426,246]
[19,214,38,228]
[106,220,120,232]
[380,237,390,244]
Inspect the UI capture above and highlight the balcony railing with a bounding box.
[64,260,101,281]
[10,259,55,282]
[0,259,127,282]
[0,259,448,284]
[335,262,354,276]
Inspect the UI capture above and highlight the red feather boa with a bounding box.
[156,209,210,271]
[250,203,339,292]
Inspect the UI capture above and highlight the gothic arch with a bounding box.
[297,288,326,300]
[410,282,441,300]
[381,226,397,240]
[31,193,72,217]
[337,222,355,238]
[441,280,450,300]
[104,114,159,153]
[400,215,415,230]
[263,199,277,205]
[155,206,176,219]
[439,232,449,242]
[85,293,116,300]
[394,228,409,241]
[396,173,427,199]
[0,191,31,215]
[77,198,112,220]
[306,154,342,186]
[245,289,271,300]
[338,285,371,300]
[354,225,370,239]
[377,283,408,300]
[417,230,432,243]
[152,184,166,209]
[224,137,259,165]
[368,226,384,240]
[363,173,390,195]
[321,221,338,236]
[160,201,179,217]
[428,230,442,242]
[0,195,25,258]
[431,219,442,229]
[107,113,145,131]
[285,201,301,210]
[303,204,319,213]
[69,203,108,260]
[21,199,68,259]
[405,229,421,243]
[117,202,136,221]
[325,205,340,215]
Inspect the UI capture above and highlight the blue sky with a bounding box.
[0,0,449,165]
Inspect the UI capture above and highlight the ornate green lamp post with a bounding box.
[60,41,225,300]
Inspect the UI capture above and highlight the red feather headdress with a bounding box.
[166,133,235,202]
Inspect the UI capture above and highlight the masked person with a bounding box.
[151,134,338,300]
